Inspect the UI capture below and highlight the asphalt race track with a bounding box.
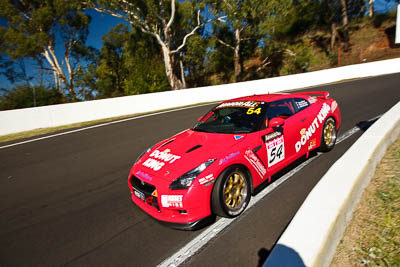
[1,73,400,267]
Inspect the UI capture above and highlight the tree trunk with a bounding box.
[340,0,348,27]
[233,29,242,83]
[340,0,350,51]
[331,23,338,51]
[369,0,374,18]
[42,48,78,100]
[179,55,186,89]
[160,44,184,90]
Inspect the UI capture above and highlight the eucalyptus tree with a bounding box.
[209,0,293,82]
[0,0,93,101]
[90,23,168,97]
[87,0,215,90]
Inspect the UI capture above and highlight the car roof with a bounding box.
[221,93,306,103]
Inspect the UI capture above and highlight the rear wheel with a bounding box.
[320,117,337,152]
[211,166,251,218]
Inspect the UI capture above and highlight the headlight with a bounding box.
[169,159,216,190]
[135,146,153,164]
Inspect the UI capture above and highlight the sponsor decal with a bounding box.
[219,152,240,165]
[134,190,145,201]
[266,136,285,167]
[198,174,215,185]
[146,196,153,204]
[331,100,338,112]
[308,138,317,150]
[136,171,152,182]
[295,103,331,152]
[216,101,260,109]
[308,97,317,104]
[234,135,244,140]
[264,131,282,142]
[296,100,309,109]
[142,149,181,171]
[300,128,306,136]
[244,150,267,177]
[152,189,158,197]
[161,195,183,208]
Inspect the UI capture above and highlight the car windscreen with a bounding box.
[193,101,268,134]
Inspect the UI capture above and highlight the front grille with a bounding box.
[130,175,159,211]
[130,175,156,194]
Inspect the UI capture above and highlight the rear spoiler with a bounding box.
[296,91,330,99]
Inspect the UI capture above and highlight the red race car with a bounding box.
[128,92,341,230]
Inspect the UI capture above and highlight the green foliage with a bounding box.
[0,85,65,110]
[0,0,95,100]
[183,34,209,87]
[88,24,168,98]
[280,43,313,75]
[0,0,399,109]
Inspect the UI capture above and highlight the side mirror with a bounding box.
[269,117,285,128]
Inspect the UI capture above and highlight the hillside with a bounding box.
[243,15,400,78]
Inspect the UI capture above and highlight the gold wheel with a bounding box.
[223,171,247,210]
[324,120,336,147]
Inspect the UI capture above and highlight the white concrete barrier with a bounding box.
[396,5,400,44]
[264,100,400,267]
[1,58,400,136]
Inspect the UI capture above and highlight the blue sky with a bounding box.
[0,9,128,91]
[0,1,399,91]
[84,9,129,49]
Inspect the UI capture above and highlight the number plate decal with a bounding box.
[266,136,285,167]
[133,188,145,201]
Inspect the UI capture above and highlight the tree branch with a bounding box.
[215,37,235,50]
[165,0,176,36]
[171,12,221,54]
[222,0,234,10]
[256,57,271,72]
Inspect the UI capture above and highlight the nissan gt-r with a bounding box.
[128,91,341,230]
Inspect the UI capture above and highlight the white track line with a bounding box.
[157,115,382,267]
[0,103,216,150]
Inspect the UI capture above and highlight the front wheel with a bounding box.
[319,117,337,152]
[211,166,251,218]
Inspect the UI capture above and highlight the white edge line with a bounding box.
[0,103,217,150]
[157,115,385,267]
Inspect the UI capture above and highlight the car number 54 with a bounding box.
[266,136,285,167]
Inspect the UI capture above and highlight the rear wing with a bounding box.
[296,91,330,99]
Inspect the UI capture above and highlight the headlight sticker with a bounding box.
[198,174,215,185]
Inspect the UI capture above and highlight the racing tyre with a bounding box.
[319,117,337,152]
[211,166,251,218]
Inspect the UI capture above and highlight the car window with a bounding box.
[266,99,295,119]
[193,101,268,134]
[294,98,310,112]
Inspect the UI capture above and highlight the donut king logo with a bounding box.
[142,149,181,171]
[295,103,331,153]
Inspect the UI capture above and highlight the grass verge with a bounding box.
[331,136,400,266]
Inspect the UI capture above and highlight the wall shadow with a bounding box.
[261,244,305,267]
